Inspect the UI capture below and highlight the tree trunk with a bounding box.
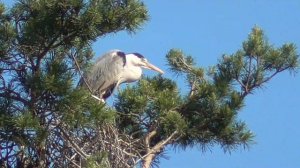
[142,153,155,168]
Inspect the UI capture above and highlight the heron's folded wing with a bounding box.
[85,50,126,95]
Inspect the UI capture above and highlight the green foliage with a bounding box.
[14,112,40,129]
[0,5,15,60]
[166,49,196,74]
[10,0,148,49]
[166,49,204,80]
[0,0,298,167]
[86,152,110,168]
[0,0,148,167]
[58,88,115,127]
[161,111,187,135]
[163,26,298,152]
[116,76,184,136]
[216,27,298,97]
[113,26,298,167]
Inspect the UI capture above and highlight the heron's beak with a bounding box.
[144,62,164,74]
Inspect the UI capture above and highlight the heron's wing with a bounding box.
[84,50,126,97]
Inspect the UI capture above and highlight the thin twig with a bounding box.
[59,126,89,159]
[70,52,93,94]
[66,156,81,168]
[70,52,103,102]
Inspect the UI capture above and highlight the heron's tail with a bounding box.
[102,83,117,100]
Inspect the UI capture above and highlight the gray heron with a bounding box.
[79,50,164,102]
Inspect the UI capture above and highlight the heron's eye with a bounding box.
[141,58,147,62]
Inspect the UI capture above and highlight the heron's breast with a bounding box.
[121,66,142,83]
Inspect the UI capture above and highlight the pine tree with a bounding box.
[0,0,148,167]
[114,26,298,168]
[0,1,298,168]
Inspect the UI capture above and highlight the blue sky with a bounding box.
[2,1,300,168]
[96,1,300,168]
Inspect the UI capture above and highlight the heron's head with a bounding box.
[127,53,164,74]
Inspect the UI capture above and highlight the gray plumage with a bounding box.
[79,50,164,102]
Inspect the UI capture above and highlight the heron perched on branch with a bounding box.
[79,50,164,102]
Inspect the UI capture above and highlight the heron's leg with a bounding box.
[91,94,104,103]
[100,98,105,103]
[114,81,122,93]
[90,89,105,103]
[99,90,106,103]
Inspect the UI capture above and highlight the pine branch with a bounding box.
[144,129,158,151]
[138,131,178,168]
[65,156,81,168]
[0,89,29,106]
